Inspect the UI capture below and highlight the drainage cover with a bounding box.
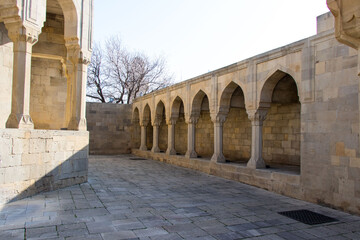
[278,209,338,225]
[129,157,147,160]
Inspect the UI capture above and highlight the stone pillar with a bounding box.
[211,115,226,163]
[65,39,89,131]
[6,25,39,129]
[185,116,199,158]
[140,121,148,151]
[166,118,177,155]
[247,109,268,169]
[151,120,161,153]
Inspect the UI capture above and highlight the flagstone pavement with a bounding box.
[1,155,360,240]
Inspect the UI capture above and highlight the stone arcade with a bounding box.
[131,10,360,214]
[0,0,92,203]
[1,0,360,217]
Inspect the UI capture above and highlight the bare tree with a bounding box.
[87,36,172,104]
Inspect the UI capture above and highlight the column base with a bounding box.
[68,118,87,131]
[166,148,176,155]
[151,146,160,153]
[211,153,226,163]
[185,150,197,158]
[6,113,34,129]
[139,145,148,151]
[247,157,266,169]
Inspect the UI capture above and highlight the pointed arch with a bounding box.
[142,104,151,123]
[155,100,166,122]
[132,107,140,123]
[191,90,209,116]
[259,69,299,107]
[170,96,185,119]
[219,81,246,115]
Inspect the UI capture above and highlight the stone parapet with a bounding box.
[0,129,89,204]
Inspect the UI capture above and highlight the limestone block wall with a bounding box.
[0,129,88,204]
[223,108,251,162]
[195,111,214,158]
[146,125,153,150]
[159,119,168,152]
[301,35,360,211]
[30,12,67,130]
[0,23,13,129]
[132,123,141,149]
[175,116,187,155]
[86,103,132,155]
[263,103,301,165]
[31,59,67,130]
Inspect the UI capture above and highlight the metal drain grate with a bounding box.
[278,209,338,225]
[129,157,147,160]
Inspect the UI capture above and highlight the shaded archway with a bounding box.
[155,100,168,152]
[171,96,187,155]
[260,70,301,168]
[132,107,141,149]
[192,90,214,158]
[221,82,251,163]
[30,0,69,130]
[143,104,152,150]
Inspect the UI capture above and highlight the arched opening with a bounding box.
[171,96,187,155]
[132,107,141,149]
[155,101,168,152]
[192,90,213,159]
[30,0,68,130]
[221,82,251,163]
[261,70,301,170]
[143,104,152,150]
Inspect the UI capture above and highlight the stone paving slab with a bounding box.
[0,155,360,240]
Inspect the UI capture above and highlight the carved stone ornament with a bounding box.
[327,0,360,49]
[247,108,268,126]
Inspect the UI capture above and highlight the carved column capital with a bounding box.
[186,115,199,124]
[211,113,227,124]
[152,118,161,127]
[140,120,149,127]
[5,22,40,45]
[166,117,177,125]
[247,108,268,126]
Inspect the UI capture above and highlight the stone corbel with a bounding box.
[327,0,360,49]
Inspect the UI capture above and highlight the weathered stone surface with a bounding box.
[86,103,132,155]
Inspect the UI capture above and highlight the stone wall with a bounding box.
[30,13,67,130]
[86,103,133,155]
[223,108,251,162]
[0,129,88,204]
[0,23,13,129]
[195,111,214,158]
[263,103,301,166]
[175,115,187,155]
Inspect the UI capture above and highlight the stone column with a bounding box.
[185,116,199,158]
[166,118,177,155]
[6,25,39,129]
[211,115,226,163]
[65,39,89,131]
[247,109,268,169]
[151,120,161,153]
[140,121,148,151]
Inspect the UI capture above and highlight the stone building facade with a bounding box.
[132,12,360,214]
[0,0,92,204]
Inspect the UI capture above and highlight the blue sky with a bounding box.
[93,1,329,82]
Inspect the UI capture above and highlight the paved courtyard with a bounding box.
[1,155,360,240]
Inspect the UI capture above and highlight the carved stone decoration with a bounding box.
[327,0,360,49]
